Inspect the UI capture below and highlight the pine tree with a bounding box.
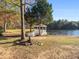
[32,0,53,35]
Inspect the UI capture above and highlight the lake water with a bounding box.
[48,30,79,36]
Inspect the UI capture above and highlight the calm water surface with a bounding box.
[48,30,79,36]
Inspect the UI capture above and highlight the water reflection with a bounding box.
[48,30,79,36]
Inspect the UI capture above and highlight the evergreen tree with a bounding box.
[32,0,53,35]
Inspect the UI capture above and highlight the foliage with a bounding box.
[0,0,20,12]
[24,8,36,32]
[0,11,21,29]
[32,0,53,25]
[0,0,20,31]
[47,19,79,30]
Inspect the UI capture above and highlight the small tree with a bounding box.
[24,8,36,44]
[24,8,36,32]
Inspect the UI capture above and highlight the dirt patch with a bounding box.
[0,47,36,59]
[38,46,79,59]
[0,45,79,59]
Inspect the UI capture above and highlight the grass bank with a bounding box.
[0,35,79,59]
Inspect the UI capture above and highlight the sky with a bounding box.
[48,0,79,21]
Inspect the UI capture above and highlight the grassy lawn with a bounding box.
[2,29,34,36]
[0,29,79,59]
[0,35,79,59]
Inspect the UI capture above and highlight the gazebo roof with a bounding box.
[34,24,47,27]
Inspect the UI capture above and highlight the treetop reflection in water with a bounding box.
[48,30,79,36]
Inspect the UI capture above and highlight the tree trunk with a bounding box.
[30,24,32,32]
[4,19,6,32]
[20,0,25,40]
[38,19,41,36]
[4,1,7,32]
[27,24,32,44]
[37,12,41,36]
[39,24,41,36]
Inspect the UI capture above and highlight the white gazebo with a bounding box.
[34,24,47,30]
[27,24,47,37]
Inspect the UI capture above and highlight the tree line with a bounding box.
[47,19,79,30]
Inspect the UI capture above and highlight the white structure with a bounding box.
[27,24,47,37]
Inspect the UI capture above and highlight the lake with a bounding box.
[47,30,79,36]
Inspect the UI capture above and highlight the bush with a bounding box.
[0,26,3,36]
